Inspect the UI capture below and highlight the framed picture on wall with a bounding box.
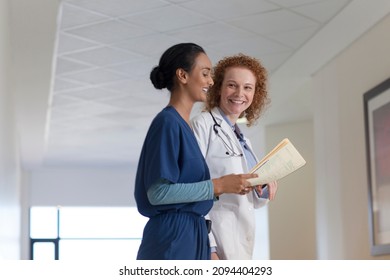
[363,77,390,256]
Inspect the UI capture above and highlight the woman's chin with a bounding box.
[228,105,246,114]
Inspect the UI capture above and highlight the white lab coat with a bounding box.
[191,107,268,260]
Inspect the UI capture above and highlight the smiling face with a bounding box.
[187,52,214,102]
[219,67,256,123]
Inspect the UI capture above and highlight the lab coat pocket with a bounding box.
[209,204,239,258]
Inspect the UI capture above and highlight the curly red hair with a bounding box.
[205,54,269,127]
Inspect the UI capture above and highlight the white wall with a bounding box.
[0,0,22,260]
[7,0,61,259]
[313,14,390,259]
[28,167,137,207]
[266,120,316,259]
[10,0,59,169]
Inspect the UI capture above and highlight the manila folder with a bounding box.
[247,138,306,186]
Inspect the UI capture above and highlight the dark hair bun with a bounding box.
[150,66,166,90]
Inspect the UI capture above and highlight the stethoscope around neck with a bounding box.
[209,112,243,157]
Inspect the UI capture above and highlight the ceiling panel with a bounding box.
[292,0,351,23]
[60,3,110,28]
[167,22,255,46]
[121,6,213,32]
[179,0,279,20]
[56,32,97,54]
[65,20,154,44]
[64,0,169,17]
[62,46,144,66]
[228,9,319,35]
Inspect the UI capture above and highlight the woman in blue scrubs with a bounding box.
[134,43,257,260]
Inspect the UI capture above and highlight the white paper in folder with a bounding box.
[247,138,306,186]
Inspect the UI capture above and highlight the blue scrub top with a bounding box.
[134,106,213,259]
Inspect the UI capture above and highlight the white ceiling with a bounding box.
[11,0,390,169]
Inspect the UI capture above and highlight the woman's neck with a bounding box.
[218,107,239,125]
[168,93,193,125]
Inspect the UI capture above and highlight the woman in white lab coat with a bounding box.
[191,54,278,260]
